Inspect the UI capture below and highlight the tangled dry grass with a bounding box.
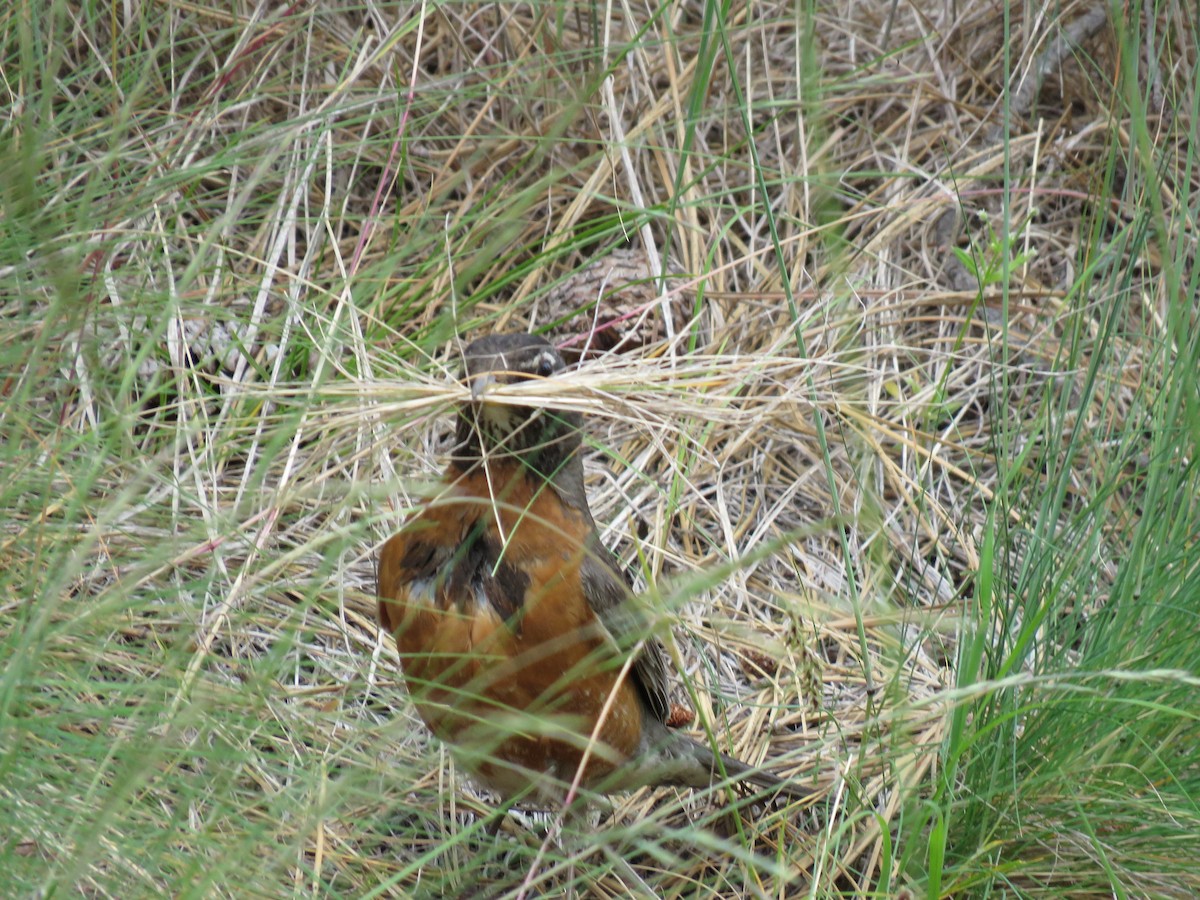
[4,0,1197,896]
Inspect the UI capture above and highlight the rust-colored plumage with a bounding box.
[377,333,803,805]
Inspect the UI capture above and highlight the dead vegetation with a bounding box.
[3,0,1196,896]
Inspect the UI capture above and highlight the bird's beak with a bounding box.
[470,373,496,402]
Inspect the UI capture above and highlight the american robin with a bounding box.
[377,333,803,807]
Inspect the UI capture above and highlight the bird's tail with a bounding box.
[636,723,809,801]
[705,744,810,801]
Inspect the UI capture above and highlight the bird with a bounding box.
[377,332,804,809]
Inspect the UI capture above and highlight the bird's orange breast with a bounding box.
[378,464,644,801]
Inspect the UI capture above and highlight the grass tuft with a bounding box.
[2,0,1197,896]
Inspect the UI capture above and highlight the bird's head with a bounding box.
[453,333,583,470]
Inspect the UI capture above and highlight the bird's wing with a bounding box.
[579,540,673,725]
